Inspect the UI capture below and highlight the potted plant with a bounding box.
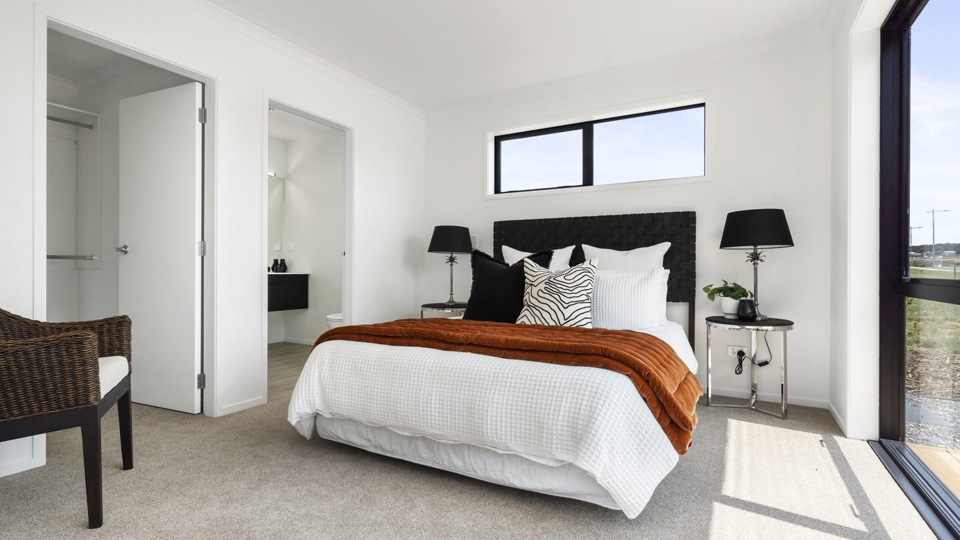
[703,280,754,319]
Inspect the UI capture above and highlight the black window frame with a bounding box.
[493,103,706,195]
[876,0,960,537]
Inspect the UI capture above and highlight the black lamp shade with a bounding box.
[719,209,794,250]
[428,225,473,254]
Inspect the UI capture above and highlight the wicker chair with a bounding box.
[0,308,133,529]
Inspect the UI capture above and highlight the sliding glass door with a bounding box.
[879,0,960,535]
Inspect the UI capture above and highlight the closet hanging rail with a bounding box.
[47,255,98,261]
[47,115,94,130]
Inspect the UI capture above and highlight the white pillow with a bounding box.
[502,244,575,272]
[592,268,669,330]
[516,258,598,328]
[581,242,671,272]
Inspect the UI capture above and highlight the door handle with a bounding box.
[115,244,129,255]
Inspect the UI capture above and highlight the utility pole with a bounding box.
[929,209,951,264]
[910,226,922,253]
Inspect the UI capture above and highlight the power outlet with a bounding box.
[727,346,747,358]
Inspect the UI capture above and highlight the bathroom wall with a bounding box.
[281,125,345,344]
[267,136,287,342]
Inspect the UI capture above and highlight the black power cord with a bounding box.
[734,332,772,375]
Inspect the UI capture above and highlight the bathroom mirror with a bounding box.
[267,174,285,268]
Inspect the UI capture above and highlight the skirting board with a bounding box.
[709,385,828,409]
[0,435,46,478]
[829,401,849,437]
[267,336,285,344]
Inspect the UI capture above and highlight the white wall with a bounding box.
[424,39,834,408]
[46,75,81,323]
[267,137,286,343]
[828,0,895,440]
[281,126,345,344]
[46,135,79,322]
[0,0,426,424]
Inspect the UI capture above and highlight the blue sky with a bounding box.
[910,0,960,245]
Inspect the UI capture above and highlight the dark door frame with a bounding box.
[877,1,960,537]
[878,0,927,442]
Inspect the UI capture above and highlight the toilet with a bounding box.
[326,313,344,329]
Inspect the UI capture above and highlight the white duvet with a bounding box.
[288,321,698,518]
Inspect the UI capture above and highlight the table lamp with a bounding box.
[428,225,473,305]
[719,209,794,319]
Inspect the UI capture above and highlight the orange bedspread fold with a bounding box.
[314,318,702,455]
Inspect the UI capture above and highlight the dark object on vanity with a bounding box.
[278,259,287,273]
[0,308,134,529]
[271,259,280,273]
[268,274,308,312]
[737,299,758,321]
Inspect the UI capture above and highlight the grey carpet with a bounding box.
[0,384,934,539]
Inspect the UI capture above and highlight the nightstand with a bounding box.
[706,316,794,419]
[421,302,468,318]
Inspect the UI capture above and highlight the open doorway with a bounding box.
[45,28,207,415]
[265,103,347,398]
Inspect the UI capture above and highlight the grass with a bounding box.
[906,296,960,354]
[910,266,960,280]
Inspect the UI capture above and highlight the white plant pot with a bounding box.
[719,297,740,319]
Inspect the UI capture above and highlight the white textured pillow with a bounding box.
[592,268,669,330]
[581,242,671,272]
[502,245,575,272]
[516,258,598,327]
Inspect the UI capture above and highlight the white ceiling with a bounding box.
[205,0,840,110]
[47,30,135,83]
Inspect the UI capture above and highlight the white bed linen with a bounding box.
[288,321,697,518]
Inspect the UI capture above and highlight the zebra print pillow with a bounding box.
[516,258,598,328]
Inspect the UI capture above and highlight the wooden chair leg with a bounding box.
[118,390,133,471]
[80,411,103,529]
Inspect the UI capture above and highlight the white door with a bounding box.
[119,82,203,414]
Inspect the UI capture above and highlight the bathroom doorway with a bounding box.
[264,102,349,398]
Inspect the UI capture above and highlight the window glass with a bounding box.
[494,105,705,194]
[498,130,582,192]
[909,1,960,276]
[594,107,704,185]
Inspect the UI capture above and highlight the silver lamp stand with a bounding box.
[444,252,459,305]
[746,246,766,320]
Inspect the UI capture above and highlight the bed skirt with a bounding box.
[312,414,620,511]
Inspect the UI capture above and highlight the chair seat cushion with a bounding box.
[99,356,129,398]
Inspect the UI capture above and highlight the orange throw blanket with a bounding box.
[314,318,702,455]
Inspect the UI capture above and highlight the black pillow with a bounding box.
[463,250,552,323]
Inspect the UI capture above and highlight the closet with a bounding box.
[46,29,205,415]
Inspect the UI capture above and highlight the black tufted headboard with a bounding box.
[493,211,696,345]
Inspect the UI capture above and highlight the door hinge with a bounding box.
[198,107,207,124]
[198,240,207,257]
[197,373,206,389]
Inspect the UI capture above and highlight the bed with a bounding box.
[288,212,698,518]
